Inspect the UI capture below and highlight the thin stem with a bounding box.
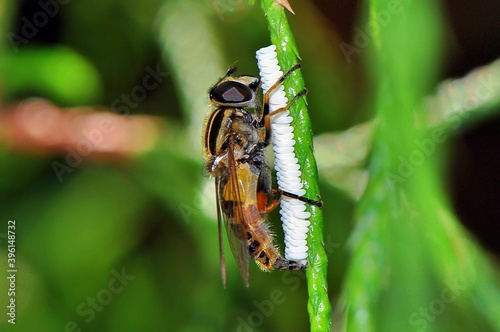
[260,1,331,331]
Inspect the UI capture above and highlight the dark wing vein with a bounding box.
[224,138,250,286]
[215,177,227,288]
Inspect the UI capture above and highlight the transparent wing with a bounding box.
[217,140,250,287]
[215,176,227,288]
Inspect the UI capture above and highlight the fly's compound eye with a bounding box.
[248,78,260,91]
[210,81,255,105]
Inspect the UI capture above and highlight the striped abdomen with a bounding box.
[243,204,306,271]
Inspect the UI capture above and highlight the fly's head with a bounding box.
[209,67,261,109]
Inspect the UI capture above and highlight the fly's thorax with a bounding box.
[202,106,266,175]
[230,110,264,159]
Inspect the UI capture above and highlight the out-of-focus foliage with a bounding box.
[0,0,498,331]
[1,47,102,104]
[340,1,500,332]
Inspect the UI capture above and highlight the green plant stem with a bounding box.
[260,1,331,331]
[342,1,500,331]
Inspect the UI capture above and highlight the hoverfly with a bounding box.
[202,65,321,287]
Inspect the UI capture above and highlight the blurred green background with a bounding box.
[0,0,499,331]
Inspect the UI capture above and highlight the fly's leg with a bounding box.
[262,89,308,144]
[272,188,323,208]
[260,64,307,144]
[258,64,322,207]
[262,64,302,120]
[257,188,323,215]
[274,256,308,270]
[278,189,323,208]
[257,164,281,214]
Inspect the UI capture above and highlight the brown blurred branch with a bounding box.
[0,98,164,160]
